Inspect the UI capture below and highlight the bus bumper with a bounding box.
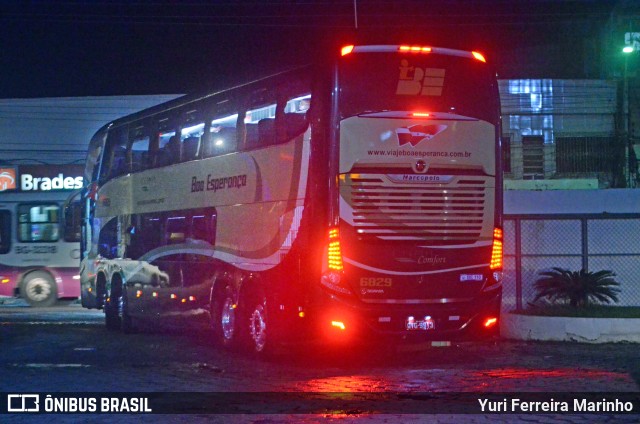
[312,289,502,345]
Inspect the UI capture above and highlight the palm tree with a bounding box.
[533,268,621,308]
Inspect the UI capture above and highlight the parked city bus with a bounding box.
[0,165,83,306]
[80,44,503,353]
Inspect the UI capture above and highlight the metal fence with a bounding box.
[503,214,640,311]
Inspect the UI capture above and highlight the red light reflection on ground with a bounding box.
[293,375,394,392]
[466,368,637,392]
[287,367,636,393]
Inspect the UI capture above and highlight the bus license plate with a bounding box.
[406,316,435,331]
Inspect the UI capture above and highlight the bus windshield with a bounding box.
[339,51,498,123]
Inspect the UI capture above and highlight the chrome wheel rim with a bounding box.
[25,277,52,302]
[249,303,267,352]
[221,297,236,341]
[117,292,125,320]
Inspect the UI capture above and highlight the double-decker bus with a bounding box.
[0,165,83,306]
[80,44,503,353]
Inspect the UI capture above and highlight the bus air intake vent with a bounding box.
[342,174,487,245]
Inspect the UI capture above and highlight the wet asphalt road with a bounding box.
[0,299,638,423]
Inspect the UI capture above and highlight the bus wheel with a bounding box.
[104,280,130,331]
[20,271,57,307]
[245,290,270,355]
[117,286,134,334]
[211,285,238,349]
[104,291,120,331]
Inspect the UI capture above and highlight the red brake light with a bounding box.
[472,51,486,63]
[327,228,343,271]
[399,45,432,53]
[412,112,430,118]
[341,45,355,56]
[490,227,503,270]
[331,321,346,331]
[320,227,351,295]
[484,317,498,328]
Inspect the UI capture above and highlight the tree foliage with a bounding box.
[533,268,621,308]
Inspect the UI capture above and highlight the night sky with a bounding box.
[0,0,625,98]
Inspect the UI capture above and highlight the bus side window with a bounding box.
[180,125,204,162]
[244,102,277,150]
[156,116,178,167]
[192,210,216,246]
[129,135,150,173]
[17,204,60,243]
[98,217,118,259]
[281,94,310,142]
[141,216,163,251]
[205,113,238,157]
[0,210,11,254]
[166,216,186,245]
[100,126,129,182]
[64,199,82,242]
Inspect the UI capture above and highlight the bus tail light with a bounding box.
[326,227,343,272]
[331,320,346,331]
[341,45,355,56]
[484,317,498,328]
[399,45,432,53]
[490,227,503,271]
[320,227,351,295]
[472,51,487,63]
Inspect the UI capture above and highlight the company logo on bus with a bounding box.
[396,124,447,147]
[397,60,445,96]
[0,168,17,192]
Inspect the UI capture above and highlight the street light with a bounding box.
[623,45,635,186]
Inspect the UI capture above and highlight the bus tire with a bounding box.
[104,278,134,333]
[104,293,120,331]
[211,284,238,349]
[20,271,57,307]
[243,288,271,356]
[117,285,134,334]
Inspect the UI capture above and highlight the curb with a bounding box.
[500,312,640,343]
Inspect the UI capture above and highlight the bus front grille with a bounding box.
[341,174,487,245]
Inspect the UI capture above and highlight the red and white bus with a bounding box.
[0,165,83,306]
[80,44,503,353]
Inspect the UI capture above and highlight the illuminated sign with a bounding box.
[17,165,84,192]
[0,168,17,192]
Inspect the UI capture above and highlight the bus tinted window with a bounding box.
[100,126,128,182]
[283,94,310,140]
[192,212,216,245]
[166,216,187,244]
[245,103,276,149]
[64,199,82,242]
[157,131,178,166]
[205,114,238,157]
[181,123,204,162]
[18,204,60,242]
[0,210,10,254]
[156,115,178,167]
[129,136,150,173]
[339,52,497,123]
[142,216,163,251]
